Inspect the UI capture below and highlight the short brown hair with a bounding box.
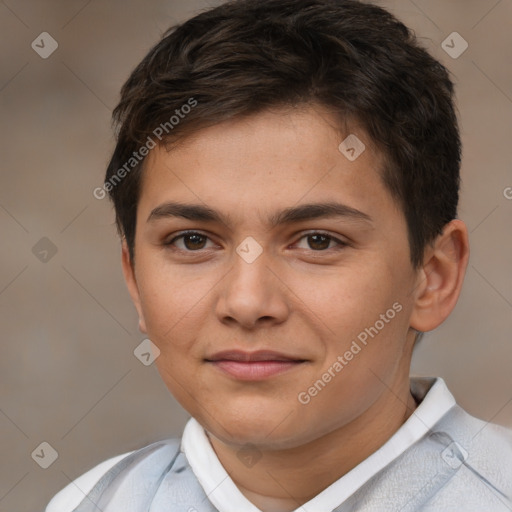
[104,0,461,268]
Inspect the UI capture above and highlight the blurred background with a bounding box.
[0,1,511,510]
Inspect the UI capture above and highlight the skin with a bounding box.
[122,105,469,511]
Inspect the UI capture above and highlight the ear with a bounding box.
[409,219,470,333]
[121,239,147,333]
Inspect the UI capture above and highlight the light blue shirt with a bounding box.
[46,377,512,511]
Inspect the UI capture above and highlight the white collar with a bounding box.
[181,376,456,512]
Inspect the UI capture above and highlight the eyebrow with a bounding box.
[146,201,373,227]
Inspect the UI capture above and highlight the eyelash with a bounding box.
[164,230,348,253]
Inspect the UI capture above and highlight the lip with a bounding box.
[205,350,307,380]
[207,350,305,362]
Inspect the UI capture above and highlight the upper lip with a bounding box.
[206,350,306,362]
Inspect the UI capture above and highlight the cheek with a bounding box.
[296,263,409,365]
[289,264,387,330]
[136,258,213,349]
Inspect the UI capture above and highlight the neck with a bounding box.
[207,379,418,512]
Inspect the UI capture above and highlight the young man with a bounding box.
[47,0,512,510]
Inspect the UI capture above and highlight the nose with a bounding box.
[215,246,290,330]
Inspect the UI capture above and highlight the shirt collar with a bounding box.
[181,376,457,512]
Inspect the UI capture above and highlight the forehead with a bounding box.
[136,106,401,227]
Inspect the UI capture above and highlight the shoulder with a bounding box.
[45,439,182,512]
[45,451,133,512]
[430,404,512,505]
[438,404,512,460]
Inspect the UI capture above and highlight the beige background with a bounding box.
[0,1,511,511]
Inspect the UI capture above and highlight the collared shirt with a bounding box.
[180,376,456,512]
[46,376,457,512]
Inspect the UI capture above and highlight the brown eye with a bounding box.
[307,234,331,250]
[295,232,347,251]
[165,231,213,251]
[182,234,207,250]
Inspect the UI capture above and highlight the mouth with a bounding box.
[205,350,308,380]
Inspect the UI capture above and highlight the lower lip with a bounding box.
[209,360,303,380]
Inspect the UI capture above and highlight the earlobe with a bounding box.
[121,240,148,333]
[409,220,470,333]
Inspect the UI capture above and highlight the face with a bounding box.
[123,106,420,450]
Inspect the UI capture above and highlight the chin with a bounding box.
[200,405,313,450]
